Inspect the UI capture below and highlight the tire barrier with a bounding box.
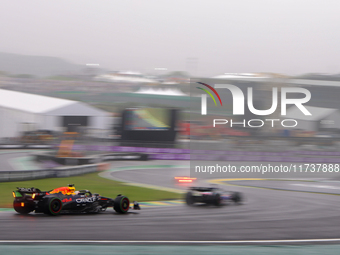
[2,143,340,157]
[3,143,340,163]
[35,153,101,166]
[35,152,149,166]
[100,153,149,161]
[0,144,54,149]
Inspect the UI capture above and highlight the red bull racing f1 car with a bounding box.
[185,187,242,206]
[12,184,140,216]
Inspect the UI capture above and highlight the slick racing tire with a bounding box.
[185,192,194,205]
[13,200,33,215]
[213,193,221,206]
[231,192,242,204]
[113,196,130,214]
[44,197,63,216]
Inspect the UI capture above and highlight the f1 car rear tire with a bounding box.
[113,196,130,214]
[213,193,221,206]
[231,192,242,204]
[13,200,33,215]
[185,192,194,205]
[44,197,63,216]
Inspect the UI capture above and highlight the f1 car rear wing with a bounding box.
[16,187,42,193]
[189,187,218,192]
[13,187,48,199]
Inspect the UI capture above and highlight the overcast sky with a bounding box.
[1,0,340,76]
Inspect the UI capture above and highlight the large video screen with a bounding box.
[125,108,170,130]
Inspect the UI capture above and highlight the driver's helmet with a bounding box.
[68,186,76,194]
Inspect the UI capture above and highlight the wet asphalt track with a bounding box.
[1,183,340,242]
[1,159,340,243]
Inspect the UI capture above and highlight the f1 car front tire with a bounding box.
[44,197,63,216]
[185,192,194,205]
[213,193,221,206]
[113,196,130,214]
[231,192,242,204]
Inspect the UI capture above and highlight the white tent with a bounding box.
[134,87,188,96]
[0,89,111,137]
[94,71,157,84]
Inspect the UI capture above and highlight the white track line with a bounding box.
[1,239,340,244]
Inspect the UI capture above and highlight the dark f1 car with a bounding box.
[185,187,242,206]
[12,184,140,216]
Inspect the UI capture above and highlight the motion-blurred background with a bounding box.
[2,1,340,253]
[1,1,340,151]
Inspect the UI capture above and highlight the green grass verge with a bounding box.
[0,172,181,208]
